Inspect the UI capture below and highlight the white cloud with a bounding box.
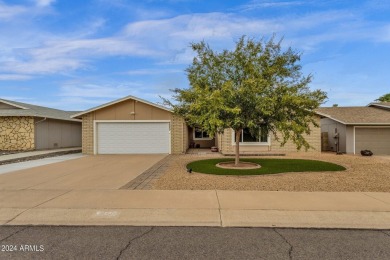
[1,9,388,76]
[376,24,390,42]
[59,83,141,98]
[34,0,55,7]
[0,74,32,80]
[3,58,84,74]
[0,3,27,19]
[239,0,305,11]
[124,13,278,42]
[0,96,34,102]
[125,68,183,75]
[0,37,161,74]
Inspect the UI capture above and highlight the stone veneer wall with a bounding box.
[0,116,35,150]
[81,113,94,154]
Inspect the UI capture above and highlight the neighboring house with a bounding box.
[316,102,390,155]
[0,99,82,151]
[72,95,321,155]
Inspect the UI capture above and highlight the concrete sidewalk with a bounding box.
[1,190,389,229]
[0,147,81,162]
[0,153,85,175]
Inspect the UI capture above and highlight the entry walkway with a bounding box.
[0,190,389,229]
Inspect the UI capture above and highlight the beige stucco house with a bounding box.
[72,95,321,155]
[0,99,82,151]
[317,102,390,155]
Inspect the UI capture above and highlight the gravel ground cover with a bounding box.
[0,150,27,156]
[154,153,390,192]
[0,149,82,165]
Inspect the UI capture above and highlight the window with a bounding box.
[234,126,269,143]
[194,127,210,140]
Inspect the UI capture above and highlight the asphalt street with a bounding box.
[0,226,390,260]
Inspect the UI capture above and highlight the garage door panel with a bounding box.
[355,128,390,155]
[97,122,170,154]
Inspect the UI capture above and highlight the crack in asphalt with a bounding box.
[116,227,155,260]
[0,226,30,243]
[274,228,293,260]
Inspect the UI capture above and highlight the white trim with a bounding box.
[354,126,390,128]
[169,127,172,154]
[348,123,390,125]
[0,100,28,109]
[316,112,347,124]
[71,95,172,118]
[230,129,270,146]
[94,120,170,123]
[193,127,212,140]
[353,126,390,155]
[353,126,355,154]
[94,120,97,155]
[233,142,270,146]
[0,99,28,109]
[93,120,172,155]
[367,103,390,109]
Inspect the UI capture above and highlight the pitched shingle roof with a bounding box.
[316,107,390,125]
[71,95,171,119]
[0,99,81,122]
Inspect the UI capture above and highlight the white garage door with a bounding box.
[96,122,170,154]
[355,128,390,155]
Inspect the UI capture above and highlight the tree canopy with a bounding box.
[165,36,327,164]
[375,93,390,102]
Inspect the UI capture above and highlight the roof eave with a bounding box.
[39,116,82,122]
[345,123,390,126]
[0,114,81,122]
[71,95,172,119]
[315,111,347,124]
[367,103,390,109]
[0,99,29,109]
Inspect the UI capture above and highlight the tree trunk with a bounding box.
[235,129,242,166]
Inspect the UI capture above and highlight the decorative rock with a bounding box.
[0,116,34,150]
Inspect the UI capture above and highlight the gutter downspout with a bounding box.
[35,117,47,124]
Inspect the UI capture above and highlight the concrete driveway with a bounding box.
[0,155,167,190]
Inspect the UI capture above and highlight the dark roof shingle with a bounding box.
[0,99,80,122]
[316,107,390,124]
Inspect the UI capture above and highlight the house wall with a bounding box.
[346,126,354,154]
[188,127,215,148]
[171,115,187,154]
[183,122,189,153]
[217,116,321,154]
[82,113,94,154]
[0,116,34,150]
[320,118,347,152]
[94,99,171,120]
[81,99,187,154]
[35,118,81,150]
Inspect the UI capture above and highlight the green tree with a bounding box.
[165,36,327,165]
[375,93,390,102]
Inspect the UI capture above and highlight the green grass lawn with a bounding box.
[187,158,346,175]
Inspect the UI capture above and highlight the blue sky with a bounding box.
[1,0,389,110]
